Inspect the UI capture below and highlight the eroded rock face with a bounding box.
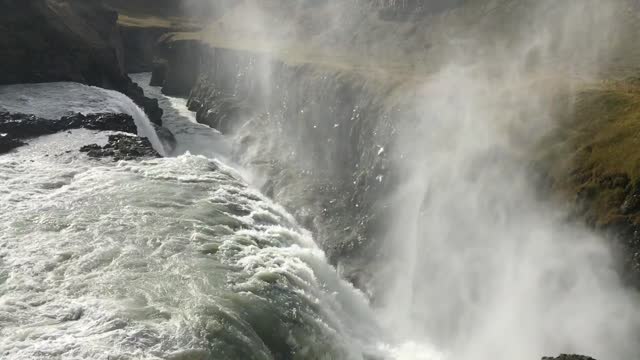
[120,26,170,73]
[154,37,203,96]
[80,134,160,160]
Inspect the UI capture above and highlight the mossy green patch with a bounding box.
[537,81,640,226]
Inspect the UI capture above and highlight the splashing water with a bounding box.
[377,2,640,359]
[0,80,384,359]
[3,1,640,356]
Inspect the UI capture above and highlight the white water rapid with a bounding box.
[0,78,380,359]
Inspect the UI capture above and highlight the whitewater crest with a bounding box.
[0,81,383,359]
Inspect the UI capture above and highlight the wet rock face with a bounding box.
[542,355,597,360]
[0,135,26,154]
[0,112,138,139]
[0,111,160,160]
[153,37,203,96]
[0,112,139,154]
[80,134,160,160]
[150,60,169,87]
[120,26,170,73]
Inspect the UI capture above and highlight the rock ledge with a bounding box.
[542,355,597,360]
[80,134,159,161]
[0,112,159,160]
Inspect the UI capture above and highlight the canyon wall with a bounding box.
[150,26,640,294]
[152,40,407,288]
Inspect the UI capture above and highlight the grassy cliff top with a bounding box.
[535,80,640,226]
[158,0,640,80]
[100,0,206,29]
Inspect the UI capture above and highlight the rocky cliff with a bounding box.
[0,0,163,125]
[150,38,393,286]
[120,26,171,73]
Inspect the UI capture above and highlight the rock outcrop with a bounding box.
[0,0,163,125]
[80,134,160,160]
[0,135,26,154]
[120,26,171,73]
[153,36,203,96]
[0,112,138,139]
[542,355,597,360]
[0,112,144,154]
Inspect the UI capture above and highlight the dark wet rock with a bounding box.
[0,0,163,125]
[80,134,160,161]
[0,134,27,154]
[156,37,202,96]
[153,123,177,154]
[150,59,169,87]
[542,355,597,360]
[120,26,170,73]
[121,81,163,126]
[0,112,138,139]
[0,111,156,156]
[60,113,138,133]
[621,182,640,215]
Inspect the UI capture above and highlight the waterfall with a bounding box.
[0,79,381,359]
[377,2,640,359]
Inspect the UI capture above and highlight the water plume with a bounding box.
[172,0,640,358]
[379,1,640,359]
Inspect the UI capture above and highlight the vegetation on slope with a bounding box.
[533,80,640,284]
[538,81,640,226]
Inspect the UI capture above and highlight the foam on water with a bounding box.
[0,80,384,359]
[0,136,378,359]
[132,73,453,359]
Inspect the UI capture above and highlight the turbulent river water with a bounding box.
[0,76,383,359]
[2,70,640,360]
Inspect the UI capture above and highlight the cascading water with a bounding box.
[0,80,381,359]
[379,66,640,360]
[377,1,640,359]
[4,0,640,358]
[129,74,231,160]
